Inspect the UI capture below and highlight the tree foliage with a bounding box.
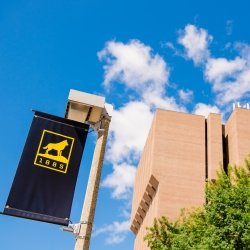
[144,159,250,250]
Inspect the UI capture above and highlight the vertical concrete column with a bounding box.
[74,117,110,250]
[207,113,223,180]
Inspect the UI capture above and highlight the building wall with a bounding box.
[133,188,159,250]
[225,108,250,166]
[207,113,223,180]
[153,110,206,220]
[131,108,250,250]
[131,115,156,228]
[131,109,206,249]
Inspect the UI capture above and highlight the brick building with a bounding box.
[130,107,250,250]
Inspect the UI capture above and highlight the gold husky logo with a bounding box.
[43,140,69,156]
[34,130,74,174]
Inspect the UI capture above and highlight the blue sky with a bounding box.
[1,0,250,249]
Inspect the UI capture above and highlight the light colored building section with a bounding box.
[207,113,223,180]
[225,108,250,166]
[131,109,206,250]
[133,178,159,250]
[153,110,206,219]
[131,116,156,226]
[131,107,250,250]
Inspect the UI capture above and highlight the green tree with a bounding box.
[144,159,250,250]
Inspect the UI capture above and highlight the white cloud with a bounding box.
[205,57,245,84]
[98,39,188,111]
[102,163,136,199]
[107,101,153,164]
[98,39,183,112]
[164,41,175,50]
[93,220,130,245]
[178,24,250,106]
[205,56,250,105]
[178,24,212,65]
[119,204,131,219]
[178,89,193,103]
[193,103,220,117]
[216,69,250,104]
[236,42,250,64]
[106,235,125,245]
[163,41,182,56]
[143,90,186,111]
[98,39,168,92]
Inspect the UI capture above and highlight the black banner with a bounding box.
[3,111,89,225]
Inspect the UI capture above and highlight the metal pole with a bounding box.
[74,117,110,250]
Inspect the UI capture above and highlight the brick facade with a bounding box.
[130,108,250,250]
